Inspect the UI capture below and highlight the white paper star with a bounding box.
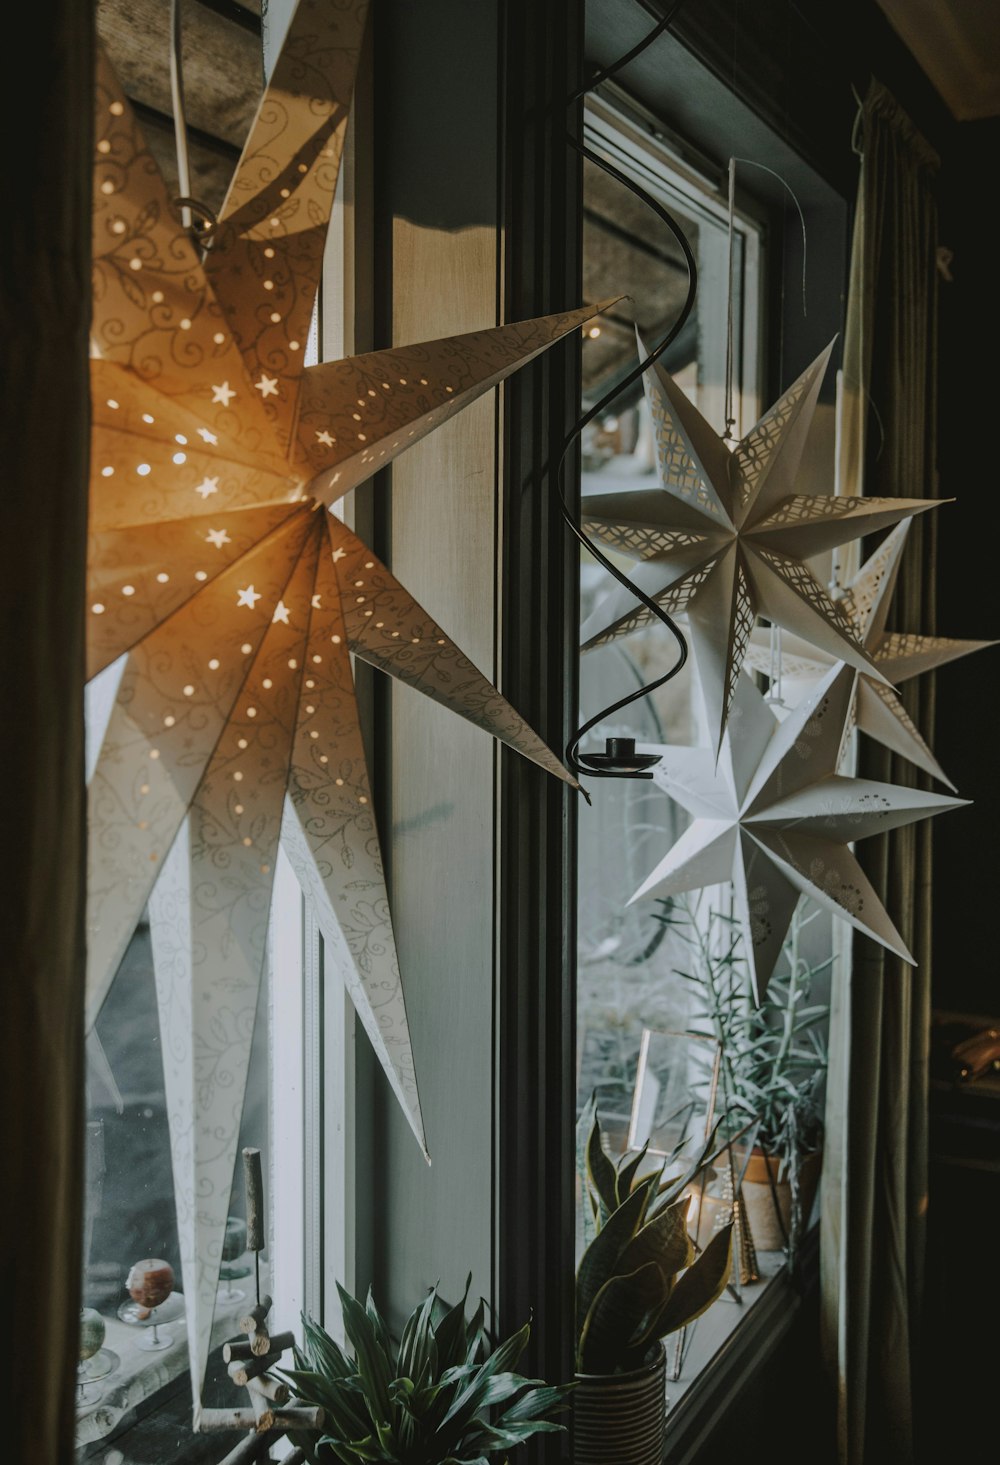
[272,599,290,624]
[629,661,966,1000]
[87,3,615,1418]
[581,341,940,753]
[311,593,322,609]
[315,429,335,447]
[746,522,994,788]
[205,527,231,549]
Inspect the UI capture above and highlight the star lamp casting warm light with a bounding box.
[87,0,613,1413]
[580,338,941,755]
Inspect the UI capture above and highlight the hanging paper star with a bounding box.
[88,0,614,1414]
[579,340,941,754]
[628,661,966,1002]
[745,521,995,789]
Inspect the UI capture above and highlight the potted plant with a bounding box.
[661,898,830,1257]
[574,1105,734,1465]
[282,1278,572,1463]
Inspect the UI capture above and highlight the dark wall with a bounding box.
[930,116,1000,1017]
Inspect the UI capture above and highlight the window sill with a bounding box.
[76,1267,272,1452]
[662,1227,819,1464]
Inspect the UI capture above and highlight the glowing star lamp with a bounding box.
[87,0,615,1419]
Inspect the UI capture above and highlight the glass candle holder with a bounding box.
[124,1258,175,1351]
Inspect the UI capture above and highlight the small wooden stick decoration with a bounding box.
[204,1147,324,1457]
[216,1432,274,1465]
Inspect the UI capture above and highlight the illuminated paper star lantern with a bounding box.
[87,0,613,1412]
[628,662,966,1002]
[579,341,940,754]
[745,521,994,789]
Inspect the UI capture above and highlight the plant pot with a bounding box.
[573,1345,666,1465]
[741,1147,822,1251]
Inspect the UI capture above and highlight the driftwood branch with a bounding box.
[242,1147,265,1251]
[239,1297,273,1332]
[224,1330,295,1366]
[247,1373,291,1406]
[216,1431,275,1465]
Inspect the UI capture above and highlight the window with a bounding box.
[575,89,837,1396]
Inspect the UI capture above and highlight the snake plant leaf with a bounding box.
[656,1120,725,1208]
[614,1142,654,1206]
[577,1260,663,1375]
[585,1105,619,1221]
[649,1223,734,1341]
[616,1192,695,1282]
[576,1176,656,1325]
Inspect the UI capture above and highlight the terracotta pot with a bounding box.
[741,1148,822,1251]
[574,1345,666,1465]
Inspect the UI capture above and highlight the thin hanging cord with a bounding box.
[169,0,218,244]
[731,157,808,322]
[723,157,737,439]
[169,0,193,230]
[558,138,696,789]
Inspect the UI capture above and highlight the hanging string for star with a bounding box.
[169,0,217,244]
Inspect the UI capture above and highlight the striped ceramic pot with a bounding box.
[573,1344,666,1465]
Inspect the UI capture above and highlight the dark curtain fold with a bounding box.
[1,4,94,1459]
[821,79,940,1465]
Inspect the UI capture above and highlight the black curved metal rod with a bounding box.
[567,0,685,105]
[558,137,697,785]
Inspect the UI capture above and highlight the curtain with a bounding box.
[821,80,940,1465]
[1,4,94,1460]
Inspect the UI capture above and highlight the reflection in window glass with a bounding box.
[576,102,762,1165]
[79,918,271,1454]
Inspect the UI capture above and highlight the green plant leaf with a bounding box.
[617,1192,694,1281]
[576,1176,655,1329]
[337,1283,394,1436]
[586,1108,619,1222]
[614,1142,652,1207]
[365,1287,394,1362]
[433,1275,473,1372]
[577,1260,663,1374]
[648,1224,734,1341]
[495,1381,575,1424]
[396,1285,438,1392]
